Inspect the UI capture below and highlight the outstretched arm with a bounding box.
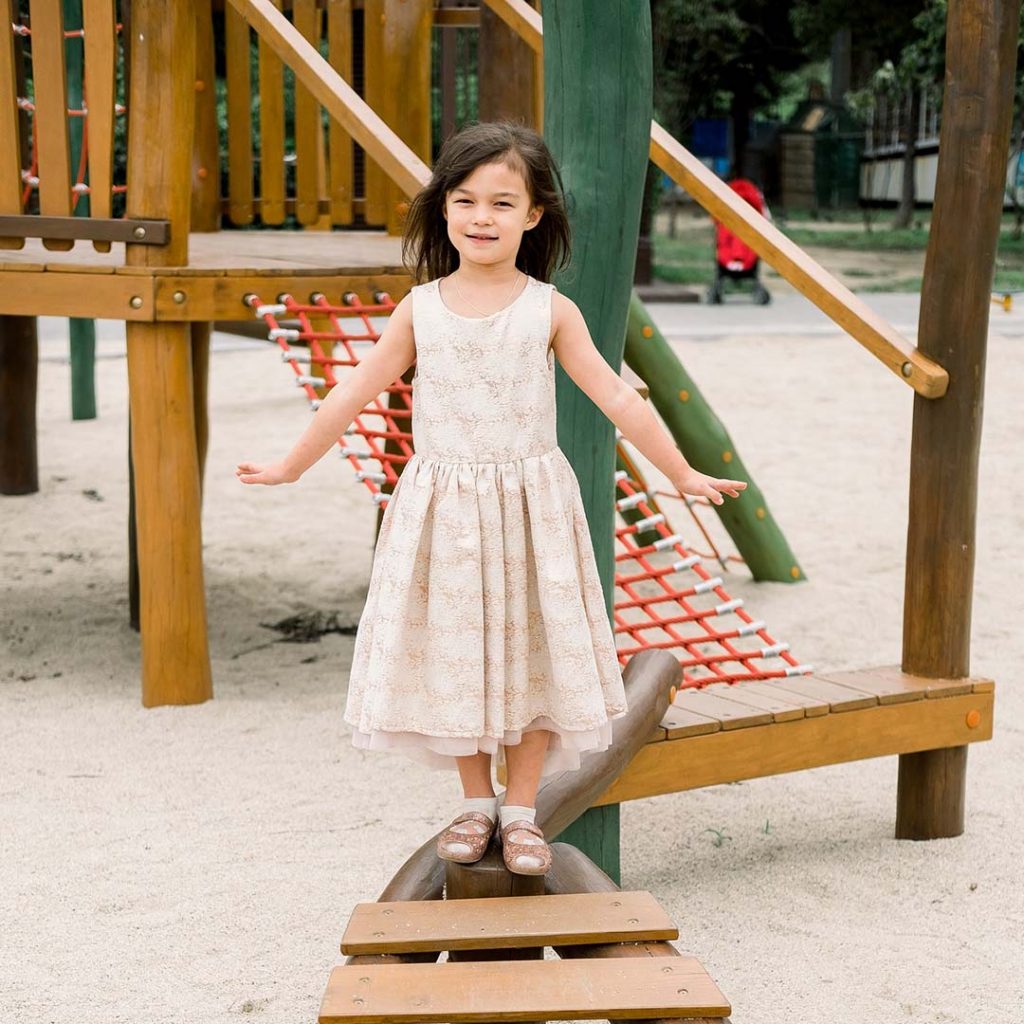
[550,294,746,506]
[237,293,417,485]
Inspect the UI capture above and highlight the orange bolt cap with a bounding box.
[966,709,982,729]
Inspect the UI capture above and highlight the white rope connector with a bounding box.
[269,327,300,341]
[294,374,323,387]
[71,182,89,193]
[355,470,387,484]
[693,576,722,595]
[372,491,389,505]
[784,663,814,677]
[671,554,701,572]
[737,620,765,637]
[714,597,744,615]
[759,642,789,658]
[282,350,311,364]
[309,399,322,411]
[338,447,373,459]
[614,470,628,482]
[653,533,682,550]
[616,491,647,511]
[633,512,664,532]
[257,303,288,317]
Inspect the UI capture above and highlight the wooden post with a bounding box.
[544,0,652,881]
[191,0,221,232]
[124,0,212,707]
[0,315,38,495]
[478,0,537,128]
[897,0,1020,839]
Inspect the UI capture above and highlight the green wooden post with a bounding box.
[64,0,97,421]
[544,1,652,885]
[625,291,804,582]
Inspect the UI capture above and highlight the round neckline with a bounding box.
[435,274,532,321]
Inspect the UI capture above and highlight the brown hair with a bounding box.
[401,121,572,284]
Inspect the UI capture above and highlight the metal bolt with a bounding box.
[133,225,146,239]
[901,361,913,378]
[172,290,186,305]
[661,967,673,974]
[129,296,143,309]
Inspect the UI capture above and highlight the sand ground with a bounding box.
[2,292,1022,1024]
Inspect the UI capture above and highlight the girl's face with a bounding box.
[443,160,542,272]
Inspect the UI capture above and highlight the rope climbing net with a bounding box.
[250,291,812,688]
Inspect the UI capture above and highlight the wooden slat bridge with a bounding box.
[322,890,731,1023]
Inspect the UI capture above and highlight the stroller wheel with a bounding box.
[755,286,771,305]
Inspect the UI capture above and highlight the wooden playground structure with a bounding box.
[0,1,1016,1018]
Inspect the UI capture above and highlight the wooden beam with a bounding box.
[595,689,993,806]
[897,0,1020,840]
[226,0,430,197]
[82,0,117,245]
[0,314,38,495]
[0,270,156,318]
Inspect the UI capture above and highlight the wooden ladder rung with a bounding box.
[319,956,731,1022]
[341,890,677,955]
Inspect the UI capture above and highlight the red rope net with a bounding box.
[250,291,812,688]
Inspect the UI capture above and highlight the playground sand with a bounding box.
[3,301,1022,1024]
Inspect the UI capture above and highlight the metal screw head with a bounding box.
[901,361,913,378]
[133,225,146,239]
[129,295,143,309]
[172,290,186,304]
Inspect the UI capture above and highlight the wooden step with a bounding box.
[319,957,730,1022]
[341,890,677,955]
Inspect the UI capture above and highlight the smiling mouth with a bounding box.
[467,234,497,241]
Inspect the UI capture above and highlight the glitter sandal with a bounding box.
[436,811,498,864]
[499,819,552,876]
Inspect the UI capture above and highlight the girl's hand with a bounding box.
[236,460,299,486]
[673,470,747,506]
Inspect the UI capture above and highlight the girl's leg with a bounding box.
[438,751,497,859]
[502,728,550,805]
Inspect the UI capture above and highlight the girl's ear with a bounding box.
[526,205,544,230]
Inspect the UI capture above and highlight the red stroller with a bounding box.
[707,178,771,305]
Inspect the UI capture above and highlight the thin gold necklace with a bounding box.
[450,269,522,317]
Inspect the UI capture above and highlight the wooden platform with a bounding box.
[323,890,730,1023]
[595,665,994,805]
[0,231,410,322]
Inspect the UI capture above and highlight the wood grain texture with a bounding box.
[326,0,353,223]
[292,0,323,225]
[28,1,73,249]
[192,0,221,231]
[597,689,993,806]
[257,0,286,224]
[0,0,22,242]
[225,2,255,225]
[82,0,117,239]
[319,957,731,1022]
[342,891,678,956]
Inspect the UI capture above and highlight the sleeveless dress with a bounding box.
[343,274,628,777]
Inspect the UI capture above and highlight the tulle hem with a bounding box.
[348,710,627,777]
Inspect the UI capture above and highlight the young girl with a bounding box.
[237,121,745,876]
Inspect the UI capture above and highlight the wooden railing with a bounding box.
[481,0,949,399]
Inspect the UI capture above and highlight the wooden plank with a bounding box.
[192,0,221,231]
[818,665,979,704]
[703,682,805,722]
[596,690,994,806]
[0,0,25,248]
[673,688,773,730]
[0,269,154,317]
[341,891,677,955]
[722,679,830,718]
[660,702,721,740]
[326,0,353,224]
[319,957,731,1022]
[82,0,116,249]
[0,215,168,243]
[28,1,74,249]
[292,0,322,225]
[257,0,286,224]
[770,674,878,712]
[227,0,429,199]
[152,271,410,320]
[225,2,255,225]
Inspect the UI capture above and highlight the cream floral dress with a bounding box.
[343,274,628,777]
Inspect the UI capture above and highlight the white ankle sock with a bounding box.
[462,796,498,822]
[499,804,536,829]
